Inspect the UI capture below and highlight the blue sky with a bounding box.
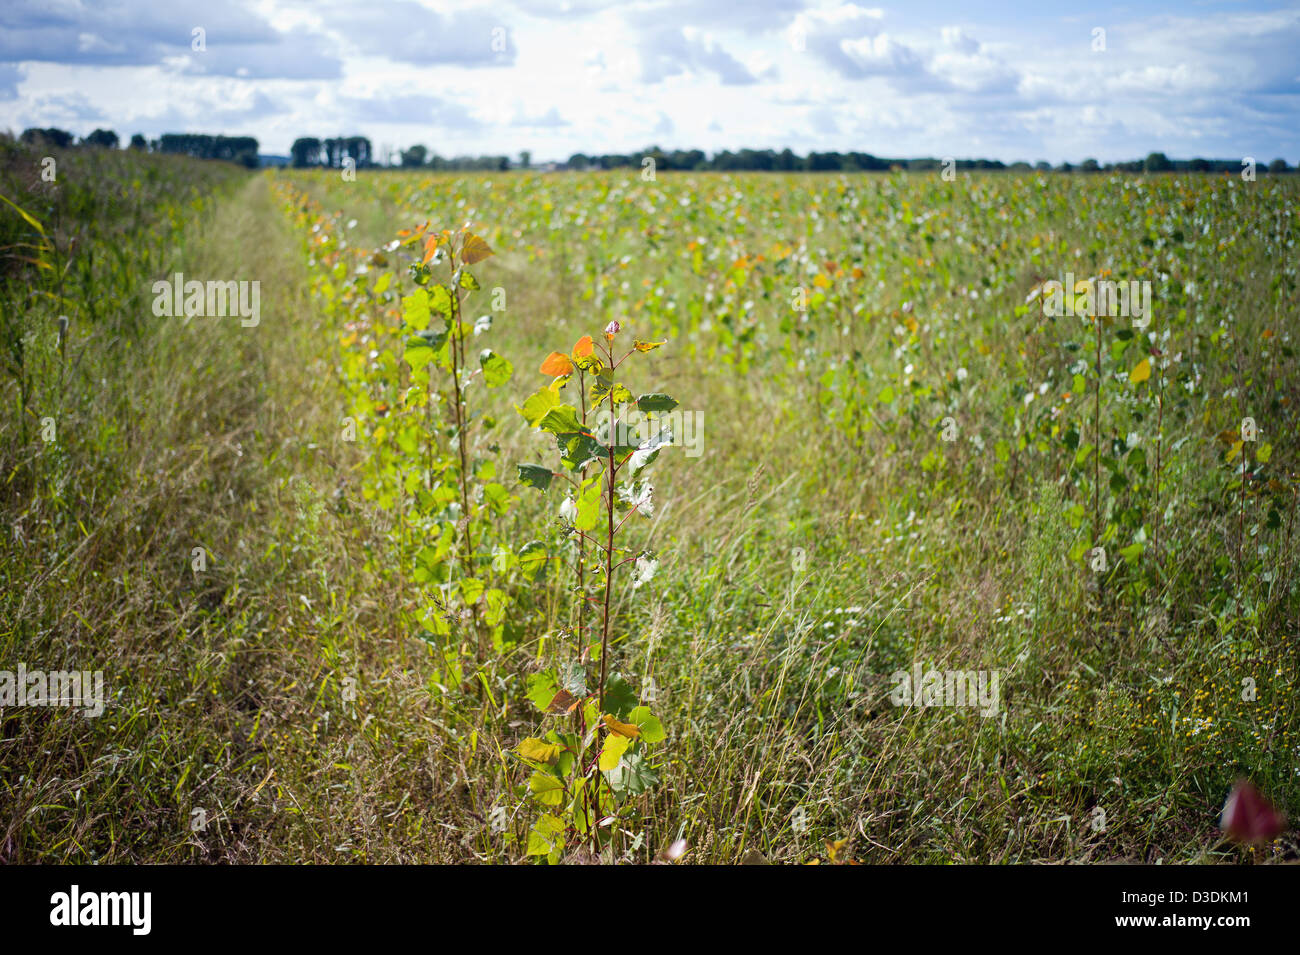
[1,0,1297,163]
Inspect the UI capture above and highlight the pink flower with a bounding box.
[1220,779,1286,844]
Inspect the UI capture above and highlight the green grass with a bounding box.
[2,149,1297,863]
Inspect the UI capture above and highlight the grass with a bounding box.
[2,148,1297,863]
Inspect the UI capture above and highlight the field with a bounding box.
[2,140,1298,864]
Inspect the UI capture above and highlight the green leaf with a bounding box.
[517,387,562,427]
[528,771,565,806]
[636,393,679,415]
[538,405,585,435]
[518,540,549,580]
[605,750,659,796]
[483,482,511,516]
[484,588,508,627]
[559,663,589,698]
[427,284,454,317]
[479,349,513,387]
[404,326,449,371]
[627,705,665,743]
[575,478,603,531]
[401,289,431,331]
[461,578,485,605]
[601,673,638,720]
[517,463,554,492]
[1119,541,1144,564]
[526,672,559,712]
[404,338,435,370]
[526,813,564,856]
[556,431,606,471]
[459,269,480,291]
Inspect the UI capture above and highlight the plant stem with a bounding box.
[598,356,616,713]
[1094,316,1102,546]
[577,369,587,654]
[448,248,484,658]
[1154,355,1164,568]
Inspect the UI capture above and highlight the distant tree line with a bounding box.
[387,144,1291,174]
[11,130,1295,175]
[18,127,259,167]
[290,137,374,169]
[395,144,511,170]
[558,147,1292,175]
[157,134,259,168]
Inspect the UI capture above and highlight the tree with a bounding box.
[82,129,119,149]
[129,133,148,151]
[20,127,74,148]
[1268,158,1289,174]
[159,133,258,168]
[1144,152,1172,173]
[291,137,323,168]
[518,150,531,169]
[1081,158,1100,172]
[400,144,427,167]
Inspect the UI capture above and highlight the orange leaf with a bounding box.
[461,233,494,265]
[540,351,574,377]
[602,714,641,738]
[546,689,580,714]
[422,234,440,263]
[572,335,594,358]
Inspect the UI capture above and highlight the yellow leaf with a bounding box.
[633,339,667,352]
[602,714,641,738]
[540,351,574,377]
[1226,440,1243,463]
[1129,358,1151,384]
[461,233,494,265]
[598,733,631,771]
[516,737,562,762]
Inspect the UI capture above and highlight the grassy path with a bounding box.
[3,174,462,862]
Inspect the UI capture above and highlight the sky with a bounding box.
[1,0,1297,164]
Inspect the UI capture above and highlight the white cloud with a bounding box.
[0,0,1293,163]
